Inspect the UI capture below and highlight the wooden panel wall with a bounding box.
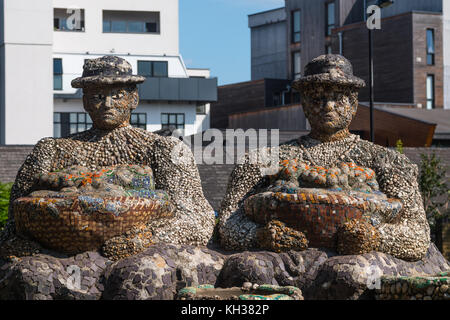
[210,80,266,129]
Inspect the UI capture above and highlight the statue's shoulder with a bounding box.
[32,137,57,154]
[355,139,416,171]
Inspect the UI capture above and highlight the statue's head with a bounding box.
[292,54,365,139]
[72,56,146,130]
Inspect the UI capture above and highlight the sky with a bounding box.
[180,0,285,86]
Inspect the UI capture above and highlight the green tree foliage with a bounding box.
[419,153,449,237]
[0,182,13,229]
[396,139,404,154]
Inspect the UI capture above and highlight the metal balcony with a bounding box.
[54,77,218,103]
[138,77,218,102]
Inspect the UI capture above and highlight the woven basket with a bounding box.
[244,188,402,249]
[13,194,174,254]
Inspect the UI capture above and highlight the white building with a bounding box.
[0,0,217,145]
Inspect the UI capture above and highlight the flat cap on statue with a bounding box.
[292,54,366,91]
[71,56,146,88]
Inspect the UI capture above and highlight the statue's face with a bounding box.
[301,84,358,135]
[83,86,139,130]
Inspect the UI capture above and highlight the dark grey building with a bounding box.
[249,0,450,110]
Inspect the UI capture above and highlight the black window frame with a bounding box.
[137,60,168,78]
[53,112,92,138]
[326,1,335,36]
[102,10,160,34]
[53,58,63,90]
[426,28,435,66]
[130,112,147,130]
[426,74,435,110]
[161,113,185,130]
[292,51,302,80]
[291,10,301,43]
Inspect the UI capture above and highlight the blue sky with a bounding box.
[180,0,285,85]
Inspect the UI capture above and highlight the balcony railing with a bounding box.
[138,77,218,102]
[54,77,218,102]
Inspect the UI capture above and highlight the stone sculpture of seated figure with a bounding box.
[0,56,215,260]
[218,54,430,262]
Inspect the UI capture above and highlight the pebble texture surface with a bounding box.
[218,134,431,261]
[1,243,447,300]
[1,126,215,258]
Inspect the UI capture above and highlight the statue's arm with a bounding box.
[149,136,215,246]
[373,149,430,261]
[218,154,265,250]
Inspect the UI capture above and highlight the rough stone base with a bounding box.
[0,243,448,300]
[216,243,450,300]
[375,272,449,300]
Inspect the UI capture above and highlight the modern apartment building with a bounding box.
[249,0,450,110]
[0,0,217,145]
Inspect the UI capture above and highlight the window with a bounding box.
[137,61,168,77]
[326,2,335,36]
[326,45,333,54]
[54,8,85,32]
[161,113,185,130]
[53,112,92,138]
[292,10,301,43]
[293,51,301,80]
[53,58,63,90]
[130,113,147,130]
[196,104,206,114]
[427,29,435,65]
[426,75,435,109]
[103,10,160,33]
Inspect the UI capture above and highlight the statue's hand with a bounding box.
[256,220,308,253]
[337,219,381,255]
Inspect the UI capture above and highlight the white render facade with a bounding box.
[1,0,216,145]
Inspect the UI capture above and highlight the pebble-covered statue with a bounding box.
[1,56,215,260]
[218,54,430,262]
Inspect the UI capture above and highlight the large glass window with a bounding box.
[161,113,185,130]
[293,51,302,80]
[326,2,335,36]
[138,61,168,77]
[292,10,301,43]
[54,8,85,32]
[427,29,435,65]
[53,58,63,90]
[426,75,435,109]
[53,112,92,138]
[131,113,147,130]
[103,10,160,33]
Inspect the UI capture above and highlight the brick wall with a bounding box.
[0,146,33,183]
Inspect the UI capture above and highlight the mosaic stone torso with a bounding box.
[12,165,174,254]
[243,159,403,249]
[3,126,215,256]
[218,134,431,261]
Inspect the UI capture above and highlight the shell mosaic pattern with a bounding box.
[72,56,145,88]
[13,164,174,255]
[31,164,157,198]
[375,273,450,300]
[1,125,215,260]
[243,159,402,249]
[292,54,366,91]
[275,159,380,192]
[218,134,431,261]
[13,195,172,254]
[177,284,303,300]
[256,219,308,253]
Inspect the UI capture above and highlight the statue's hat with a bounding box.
[72,56,146,88]
[292,54,365,91]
